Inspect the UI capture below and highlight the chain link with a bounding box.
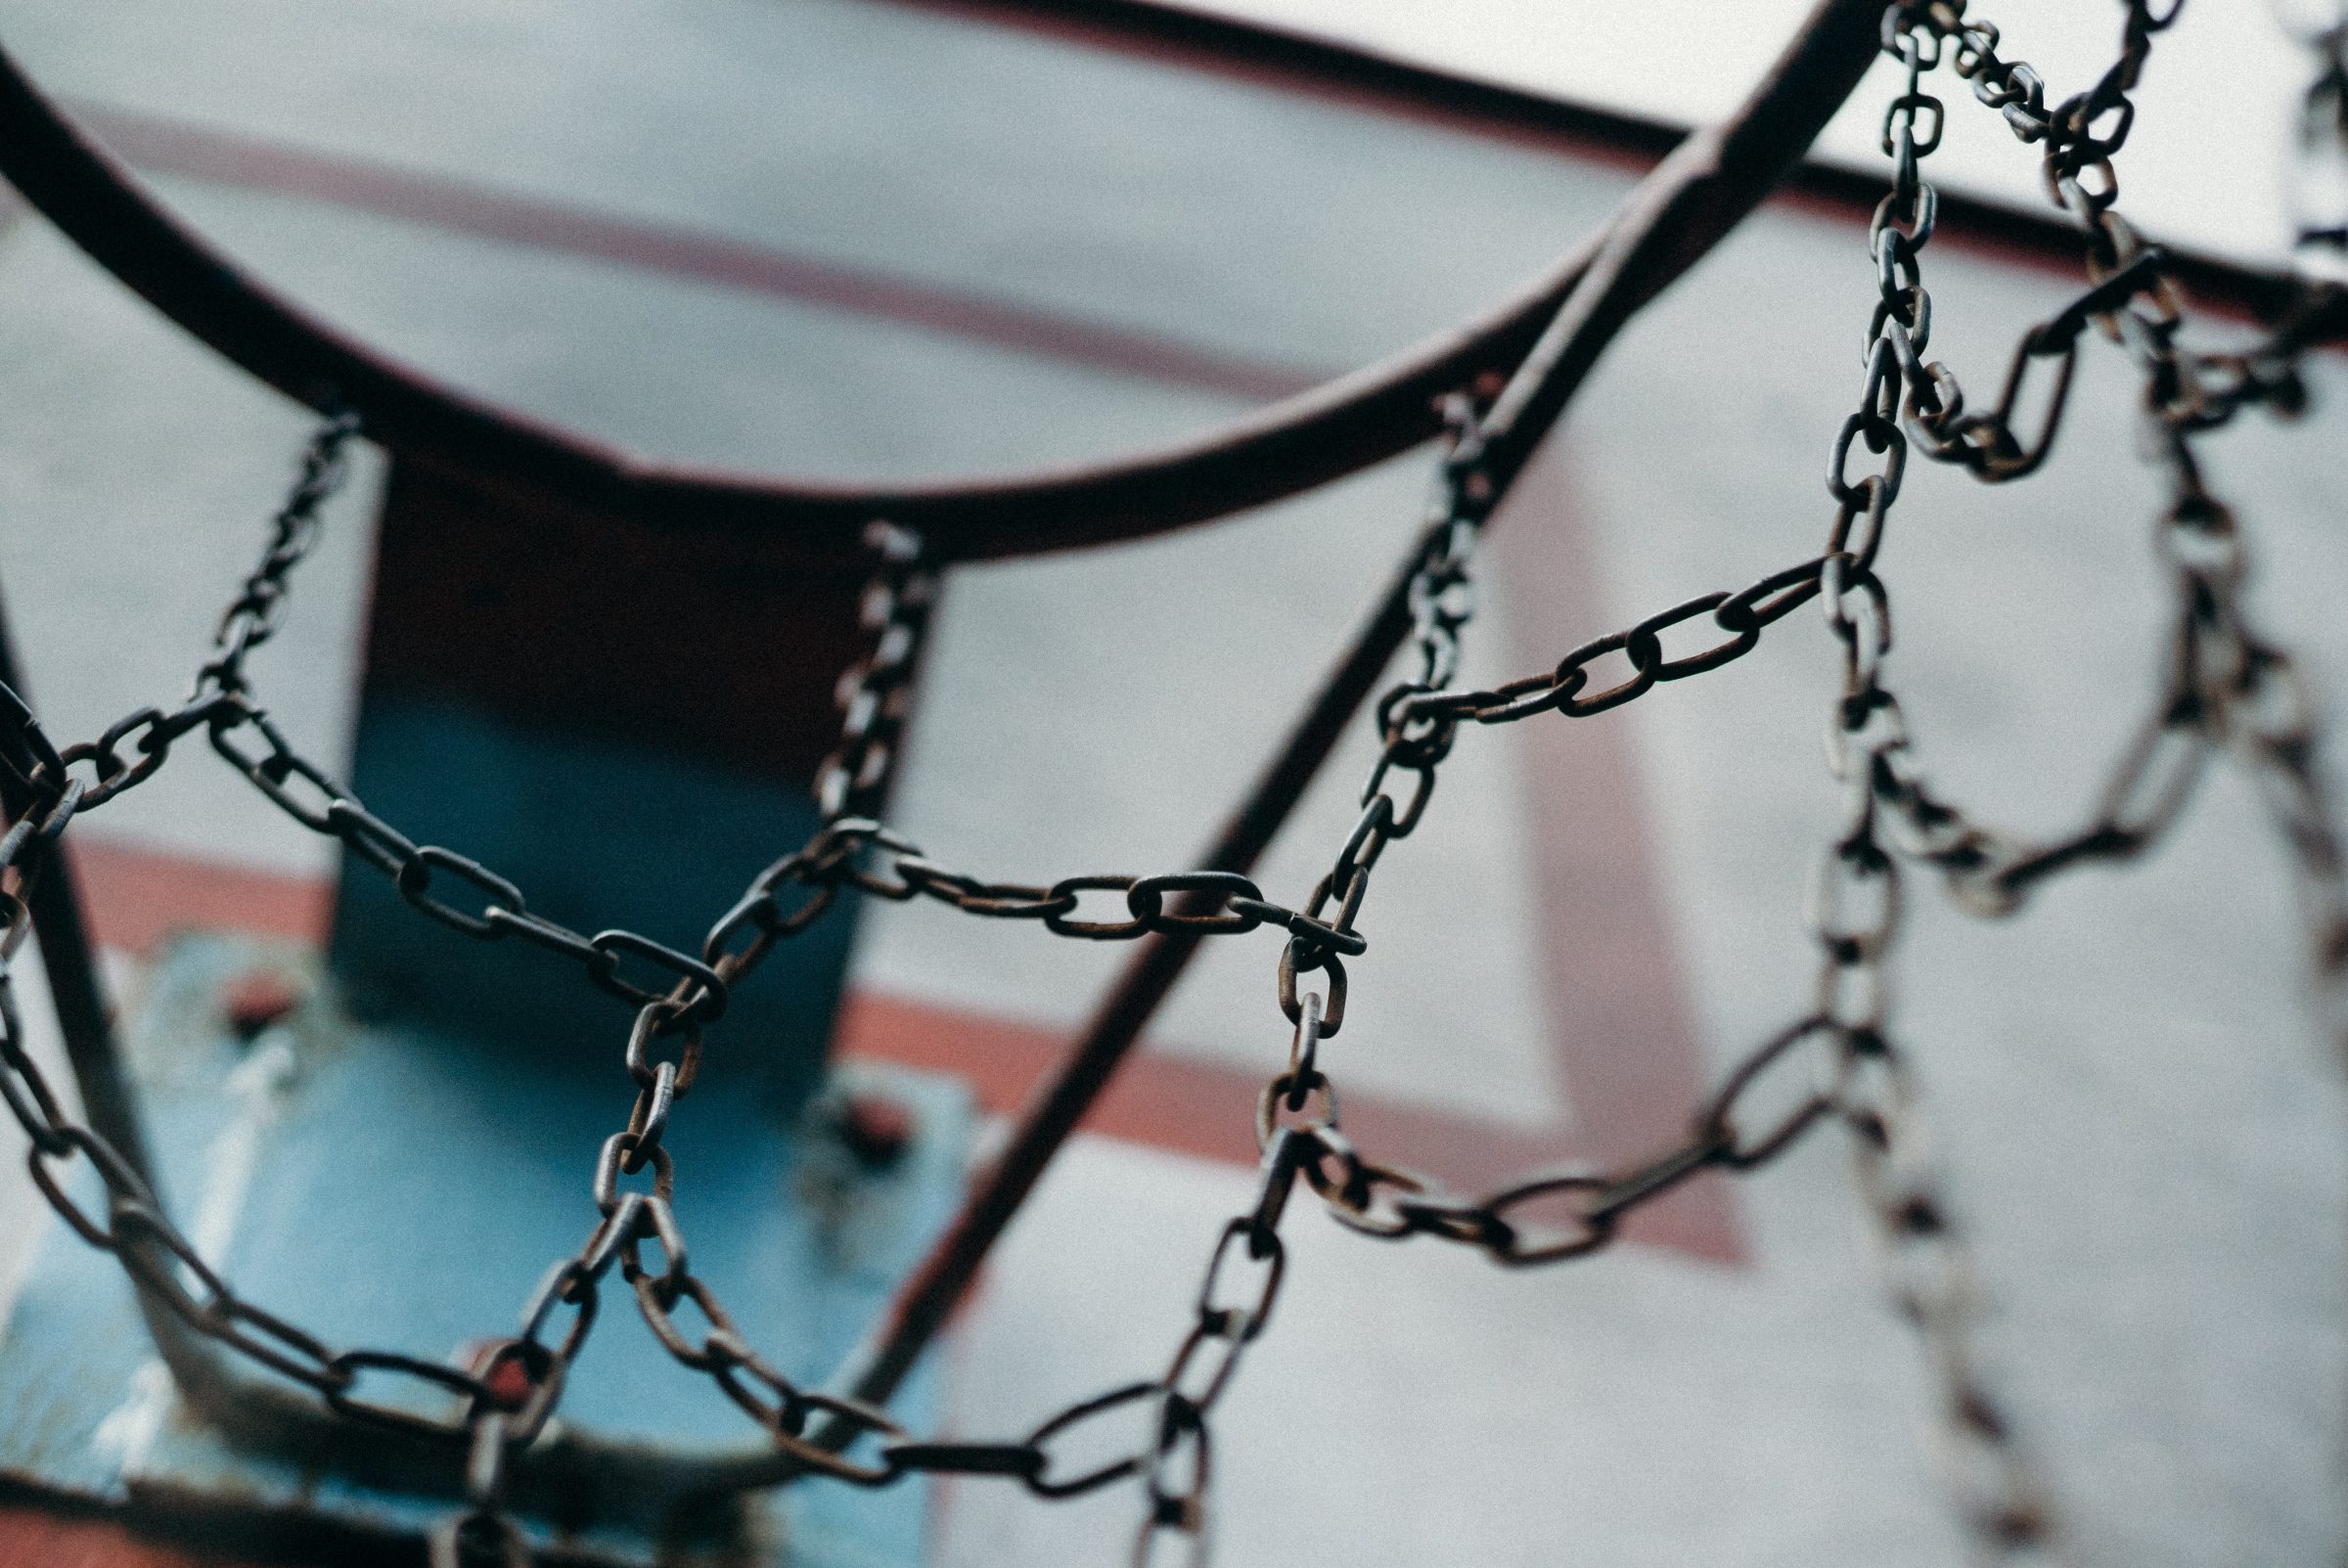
[1798,6,2348,1561]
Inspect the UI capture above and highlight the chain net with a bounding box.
[1,2,2346,1563]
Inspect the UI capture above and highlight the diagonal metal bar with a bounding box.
[0,33,1598,564]
[0,588,246,1425]
[828,0,1889,1432]
[0,590,150,1181]
[2,0,1884,1501]
[840,524,1426,1414]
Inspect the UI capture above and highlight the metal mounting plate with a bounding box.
[0,932,973,1566]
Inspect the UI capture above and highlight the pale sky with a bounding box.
[1183,0,2314,267]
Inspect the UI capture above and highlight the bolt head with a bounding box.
[834,1093,914,1168]
[222,970,301,1040]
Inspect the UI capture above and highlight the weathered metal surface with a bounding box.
[0,0,1904,1551]
[840,0,1892,1415]
[0,932,971,1565]
[4,0,2336,1559]
[329,697,857,1097]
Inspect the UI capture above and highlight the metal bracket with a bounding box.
[0,930,971,1565]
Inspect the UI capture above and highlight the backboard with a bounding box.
[0,2,2343,1565]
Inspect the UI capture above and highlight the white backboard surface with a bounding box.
[1184,0,2321,266]
[0,3,2343,1565]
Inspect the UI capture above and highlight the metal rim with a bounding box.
[0,36,1603,563]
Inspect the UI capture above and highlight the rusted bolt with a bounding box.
[833,1093,913,1169]
[222,970,301,1040]
[462,1337,547,1411]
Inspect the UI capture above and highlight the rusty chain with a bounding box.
[816,519,933,822]
[0,432,1458,1546]
[0,391,1846,1550]
[0,2,2341,1562]
[0,686,590,1467]
[429,1407,532,1568]
[1794,8,2348,1560]
[1089,1,2348,1558]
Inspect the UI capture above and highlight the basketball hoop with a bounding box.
[0,0,2341,1563]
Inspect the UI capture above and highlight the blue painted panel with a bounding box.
[330,696,856,1110]
[0,933,973,1566]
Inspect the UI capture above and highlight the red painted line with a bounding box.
[50,434,1743,1263]
[890,0,2315,328]
[0,1503,232,1568]
[59,830,1746,1258]
[61,818,1739,1263]
[65,837,333,955]
[1487,442,1746,1264]
[71,107,1327,407]
[838,992,1737,1260]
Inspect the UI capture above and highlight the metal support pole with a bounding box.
[0,584,151,1180]
[837,0,1889,1422]
[0,583,235,1430]
[848,537,1421,1408]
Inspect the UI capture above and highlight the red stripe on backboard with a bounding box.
[66,837,333,954]
[1487,442,1745,1262]
[0,1504,230,1567]
[72,108,1326,406]
[837,992,1738,1261]
[61,830,1741,1264]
